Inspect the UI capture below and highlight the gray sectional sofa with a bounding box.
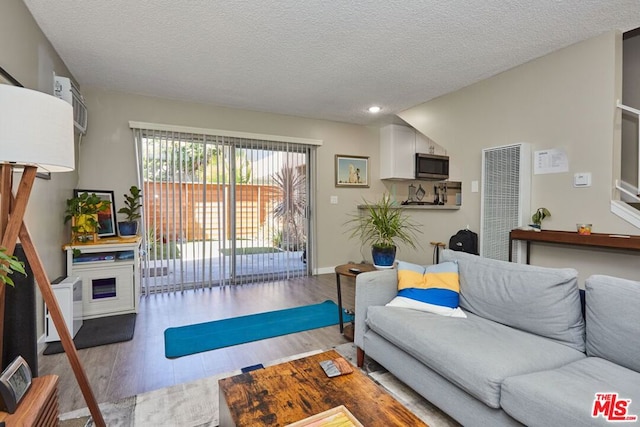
[354,249,640,426]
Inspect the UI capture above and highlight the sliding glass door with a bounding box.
[132,127,313,294]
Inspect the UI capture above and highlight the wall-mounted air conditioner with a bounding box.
[54,76,87,134]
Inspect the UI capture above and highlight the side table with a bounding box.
[335,263,377,335]
[0,375,59,427]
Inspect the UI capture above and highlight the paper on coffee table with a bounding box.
[285,405,363,427]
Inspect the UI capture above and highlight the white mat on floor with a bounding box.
[60,343,458,426]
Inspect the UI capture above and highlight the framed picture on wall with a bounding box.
[74,189,117,238]
[335,155,369,188]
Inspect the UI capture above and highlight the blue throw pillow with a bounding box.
[386,261,466,318]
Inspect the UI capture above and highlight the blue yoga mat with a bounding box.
[164,300,353,358]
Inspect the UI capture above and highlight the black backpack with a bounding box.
[449,229,478,255]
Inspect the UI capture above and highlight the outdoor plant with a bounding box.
[64,191,111,242]
[345,193,421,267]
[0,247,26,287]
[146,226,181,260]
[272,165,306,251]
[531,207,551,229]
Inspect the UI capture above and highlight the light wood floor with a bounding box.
[38,273,354,414]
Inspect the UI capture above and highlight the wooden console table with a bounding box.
[509,229,640,264]
[0,375,59,426]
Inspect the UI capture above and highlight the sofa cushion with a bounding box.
[441,249,585,352]
[366,306,585,408]
[501,357,640,426]
[386,260,466,317]
[586,275,640,372]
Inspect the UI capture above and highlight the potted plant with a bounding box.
[64,192,111,243]
[345,193,421,268]
[0,247,26,287]
[117,185,142,237]
[531,207,551,229]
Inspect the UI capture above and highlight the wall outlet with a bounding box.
[330,196,338,204]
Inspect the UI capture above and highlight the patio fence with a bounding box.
[143,182,280,242]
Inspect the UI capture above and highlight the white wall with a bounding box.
[399,31,639,283]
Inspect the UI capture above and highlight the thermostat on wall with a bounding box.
[573,172,591,188]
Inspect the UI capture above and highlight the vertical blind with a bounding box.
[131,124,317,295]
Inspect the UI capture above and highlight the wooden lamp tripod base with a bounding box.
[0,165,105,426]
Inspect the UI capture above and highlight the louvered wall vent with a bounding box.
[481,143,531,262]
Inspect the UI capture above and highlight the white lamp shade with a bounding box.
[0,84,75,172]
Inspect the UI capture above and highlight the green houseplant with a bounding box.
[345,193,421,268]
[531,207,551,229]
[0,247,26,287]
[117,185,143,237]
[64,192,111,243]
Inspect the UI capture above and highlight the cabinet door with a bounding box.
[380,124,415,180]
[76,264,134,318]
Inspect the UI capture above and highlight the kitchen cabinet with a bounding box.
[380,124,435,180]
[380,124,416,180]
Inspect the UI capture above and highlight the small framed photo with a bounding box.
[74,189,117,238]
[335,155,369,188]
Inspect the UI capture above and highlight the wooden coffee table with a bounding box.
[218,350,427,426]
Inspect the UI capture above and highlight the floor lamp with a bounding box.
[0,85,105,426]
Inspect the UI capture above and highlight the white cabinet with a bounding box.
[63,237,141,320]
[380,124,417,180]
[414,131,433,154]
[45,276,83,342]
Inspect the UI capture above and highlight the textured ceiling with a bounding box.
[23,0,640,125]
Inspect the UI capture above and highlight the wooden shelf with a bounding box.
[358,204,460,211]
[0,375,59,427]
[509,229,640,263]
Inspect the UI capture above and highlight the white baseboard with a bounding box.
[314,266,337,275]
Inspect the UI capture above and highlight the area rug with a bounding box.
[59,343,460,427]
[164,300,353,358]
[43,314,136,355]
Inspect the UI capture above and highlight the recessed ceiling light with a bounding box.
[368,106,381,113]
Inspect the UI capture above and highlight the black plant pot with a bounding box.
[371,245,396,269]
[118,221,138,237]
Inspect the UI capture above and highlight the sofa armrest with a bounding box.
[354,269,398,349]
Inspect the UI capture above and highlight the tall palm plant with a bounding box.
[272,165,306,250]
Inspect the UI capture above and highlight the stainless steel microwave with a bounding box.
[415,153,449,180]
